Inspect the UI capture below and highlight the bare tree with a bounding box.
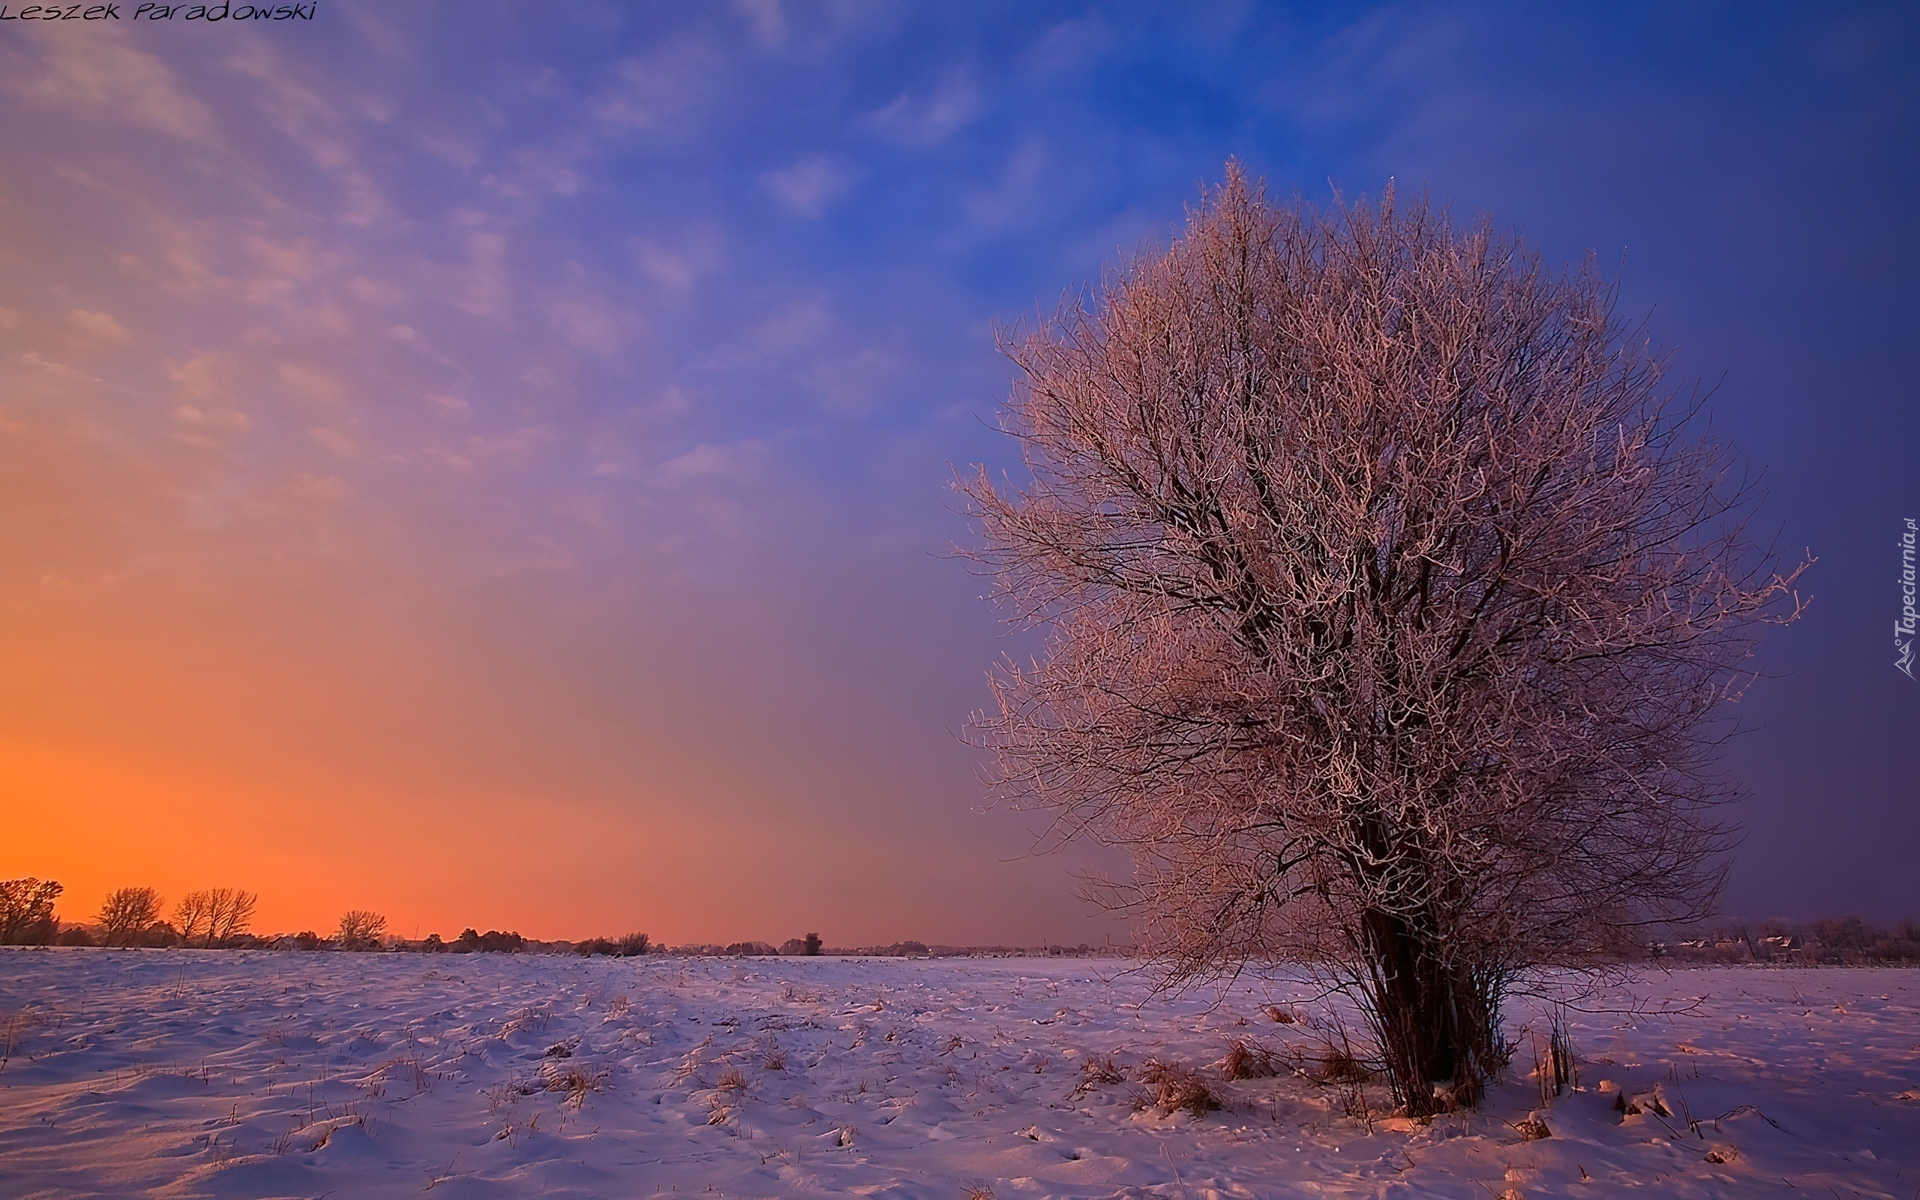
[99,887,164,948]
[963,166,1808,1115]
[337,910,387,951]
[207,888,257,945]
[0,878,62,945]
[173,888,257,947]
[174,891,215,946]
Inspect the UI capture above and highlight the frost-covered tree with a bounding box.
[964,166,1808,1114]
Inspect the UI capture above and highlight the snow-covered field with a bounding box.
[0,951,1915,1198]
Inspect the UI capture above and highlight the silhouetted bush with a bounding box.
[577,932,648,957]
[56,926,94,947]
[725,941,776,956]
[337,910,387,951]
[447,929,524,953]
[135,921,181,948]
[423,932,444,951]
[289,930,324,951]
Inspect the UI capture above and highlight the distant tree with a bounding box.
[454,928,481,953]
[99,887,163,948]
[1884,921,1920,961]
[173,891,215,946]
[422,932,444,952]
[804,932,823,956]
[337,910,387,951]
[0,878,62,945]
[965,167,1809,1114]
[1812,916,1875,954]
[206,889,257,945]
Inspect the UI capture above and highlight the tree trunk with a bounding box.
[1362,909,1501,1116]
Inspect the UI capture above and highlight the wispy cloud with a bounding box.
[731,0,786,49]
[590,37,724,132]
[69,310,129,342]
[8,28,215,142]
[656,438,771,488]
[870,70,980,146]
[759,155,857,218]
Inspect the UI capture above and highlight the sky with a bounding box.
[1,2,1915,945]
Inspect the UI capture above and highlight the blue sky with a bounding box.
[1,2,1915,939]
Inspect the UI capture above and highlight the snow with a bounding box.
[0,950,1915,1198]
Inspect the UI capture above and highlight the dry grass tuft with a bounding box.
[547,1065,606,1109]
[673,1035,712,1085]
[1072,1053,1125,1097]
[962,1185,995,1200]
[1313,1045,1372,1084]
[0,1011,40,1075]
[1137,1059,1221,1117]
[1532,1009,1577,1109]
[379,1056,434,1093]
[1221,1040,1278,1080]
[716,1066,748,1092]
[1260,1004,1297,1024]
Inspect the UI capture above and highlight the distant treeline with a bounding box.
[12,879,1915,964]
[1657,917,1920,964]
[3,883,1135,958]
[3,882,1137,958]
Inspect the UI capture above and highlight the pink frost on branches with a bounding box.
[962,165,1809,1114]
